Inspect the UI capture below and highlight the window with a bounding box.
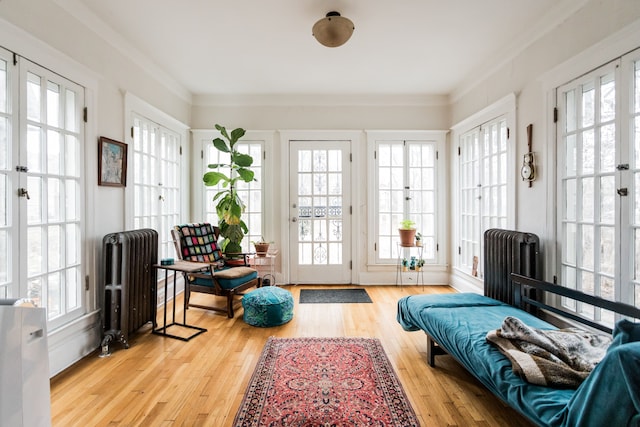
[451,94,515,280]
[556,48,640,323]
[0,47,86,329]
[458,117,509,277]
[368,131,445,265]
[131,113,181,260]
[198,132,265,252]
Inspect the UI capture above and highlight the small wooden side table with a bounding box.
[153,260,208,341]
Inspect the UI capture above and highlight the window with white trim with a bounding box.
[131,114,181,260]
[202,136,264,252]
[370,132,444,265]
[0,47,86,329]
[556,48,640,324]
[458,117,508,278]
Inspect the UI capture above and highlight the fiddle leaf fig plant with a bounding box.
[203,124,255,255]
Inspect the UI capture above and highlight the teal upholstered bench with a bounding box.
[242,286,294,327]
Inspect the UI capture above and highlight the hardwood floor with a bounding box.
[50,285,532,426]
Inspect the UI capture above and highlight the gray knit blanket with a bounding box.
[486,316,612,388]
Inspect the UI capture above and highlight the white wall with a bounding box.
[449,0,640,289]
[191,95,450,130]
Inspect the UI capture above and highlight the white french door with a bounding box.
[0,47,86,329]
[289,140,351,284]
[556,48,640,322]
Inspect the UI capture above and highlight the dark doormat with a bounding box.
[299,288,372,304]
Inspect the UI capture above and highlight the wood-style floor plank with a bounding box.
[50,285,533,426]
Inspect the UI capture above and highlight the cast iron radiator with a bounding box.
[483,228,541,306]
[100,228,158,356]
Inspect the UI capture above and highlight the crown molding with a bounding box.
[192,93,450,108]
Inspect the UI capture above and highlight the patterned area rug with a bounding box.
[233,337,419,426]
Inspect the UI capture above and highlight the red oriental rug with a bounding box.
[233,337,419,426]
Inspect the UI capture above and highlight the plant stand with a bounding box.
[249,249,279,286]
[395,243,424,288]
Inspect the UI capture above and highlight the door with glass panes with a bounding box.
[556,48,640,322]
[0,48,85,329]
[289,140,351,284]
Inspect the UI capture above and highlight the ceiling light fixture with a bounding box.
[312,11,354,48]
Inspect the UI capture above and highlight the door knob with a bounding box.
[292,217,298,223]
[18,188,30,200]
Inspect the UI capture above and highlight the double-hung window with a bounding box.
[0,47,86,329]
[556,48,640,324]
[368,131,445,265]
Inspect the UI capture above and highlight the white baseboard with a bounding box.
[449,269,483,294]
[48,310,101,377]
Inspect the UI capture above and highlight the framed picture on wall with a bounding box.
[98,137,127,187]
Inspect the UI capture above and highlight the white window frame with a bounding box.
[451,93,517,281]
[1,17,103,376]
[366,130,447,267]
[130,113,182,261]
[124,93,189,258]
[555,48,640,322]
[0,47,88,331]
[191,129,274,253]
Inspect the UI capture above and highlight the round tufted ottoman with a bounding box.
[242,286,294,327]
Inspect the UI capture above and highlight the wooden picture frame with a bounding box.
[98,137,127,187]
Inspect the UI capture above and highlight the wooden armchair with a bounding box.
[171,223,260,318]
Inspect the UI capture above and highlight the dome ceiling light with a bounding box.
[312,11,355,48]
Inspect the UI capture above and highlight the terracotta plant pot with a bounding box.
[398,228,416,247]
[254,242,270,257]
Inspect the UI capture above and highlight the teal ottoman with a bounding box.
[242,286,294,327]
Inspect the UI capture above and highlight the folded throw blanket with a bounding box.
[486,316,612,388]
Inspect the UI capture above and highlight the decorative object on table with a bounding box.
[233,337,419,427]
[299,288,372,304]
[521,124,536,187]
[242,286,294,327]
[98,136,127,187]
[415,232,422,246]
[312,11,355,48]
[398,219,416,247]
[252,238,270,257]
[202,124,256,256]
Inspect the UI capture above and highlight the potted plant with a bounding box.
[401,258,409,272]
[253,238,270,257]
[415,232,422,247]
[398,219,416,247]
[203,124,255,256]
[415,258,425,271]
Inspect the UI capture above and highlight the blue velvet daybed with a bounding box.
[397,274,640,427]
